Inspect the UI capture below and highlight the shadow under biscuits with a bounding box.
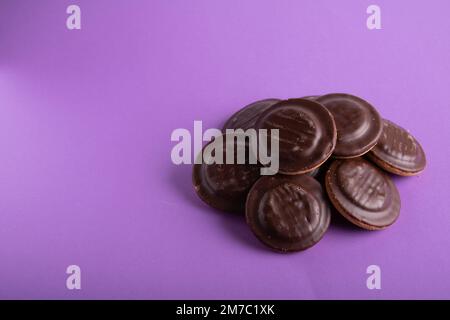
[169,162,273,251]
[220,212,271,253]
[329,207,368,233]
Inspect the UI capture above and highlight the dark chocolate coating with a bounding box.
[222,98,280,131]
[193,134,261,213]
[325,158,401,230]
[307,167,320,178]
[246,175,331,252]
[300,95,320,100]
[255,98,337,174]
[367,119,426,176]
[317,93,382,158]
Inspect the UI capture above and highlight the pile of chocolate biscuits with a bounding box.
[193,94,426,252]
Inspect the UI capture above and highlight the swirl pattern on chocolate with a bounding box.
[256,98,337,174]
[368,119,426,176]
[337,160,388,211]
[258,183,320,241]
[317,93,382,158]
[246,175,330,252]
[325,158,400,230]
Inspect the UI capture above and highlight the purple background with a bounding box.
[1,0,449,299]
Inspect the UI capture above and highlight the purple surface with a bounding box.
[1,0,449,299]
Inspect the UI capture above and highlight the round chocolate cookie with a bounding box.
[255,98,337,175]
[367,119,426,176]
[222,98,280,131]
[316,93,382,158]
[246,174,331,252]
[193,134,261,213]
[325,158,401,230]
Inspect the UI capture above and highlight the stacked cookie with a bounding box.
[193,94,426,252]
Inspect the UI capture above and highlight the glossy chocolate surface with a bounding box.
[368,119,426,176]
[325,158,401,230]
[317,93,382,158]
[300,95,320,100]
[255,98,337,174]
[222,98,280,131]
[193,134,261,213]
[246,174,331,252]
